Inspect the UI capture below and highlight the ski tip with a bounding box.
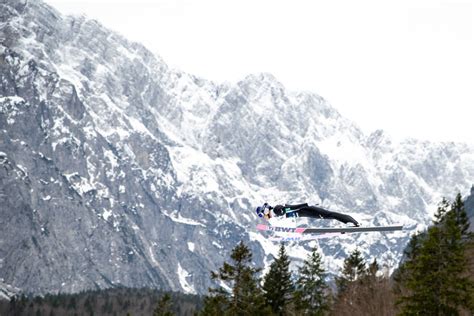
[256,224,269,231]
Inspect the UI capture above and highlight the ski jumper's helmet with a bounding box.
[256,203,270,218]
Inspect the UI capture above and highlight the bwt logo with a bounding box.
[270,227,306,233]
[277,236,303,242]
[270,226,295,232]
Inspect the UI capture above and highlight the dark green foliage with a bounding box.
[335,248,367,295]
[0,287,203,316]
[392,232,423,297]
[200,292,228,316]
[153,293,174,316]
[201,240,270,316]
[293,247,329,316]
[452,193,471,237]
[262,243,294,315]
[331,248,370,314]
[358,257,381,296]
[396,194,474,315]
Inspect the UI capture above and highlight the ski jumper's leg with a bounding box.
[302,206,359,226]
[296,206,324,218]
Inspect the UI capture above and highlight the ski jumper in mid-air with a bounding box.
[256,203,359,227]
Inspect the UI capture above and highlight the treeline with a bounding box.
[0,287,202,316]
[2,194,474,315]
[201,193,474,315]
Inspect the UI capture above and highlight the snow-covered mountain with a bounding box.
[465,186,474,227]
[1,0,474,295]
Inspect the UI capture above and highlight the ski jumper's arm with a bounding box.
[273,203,308,217]
[284,203,308,210]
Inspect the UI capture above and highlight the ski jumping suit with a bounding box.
[272,203,359,226]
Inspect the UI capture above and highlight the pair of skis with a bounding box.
[257,223,404,242]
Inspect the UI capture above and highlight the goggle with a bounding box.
[256,203,269,218]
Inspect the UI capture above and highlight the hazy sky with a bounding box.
[46,0,474,143]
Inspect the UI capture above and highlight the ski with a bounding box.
[257,224,307,233]
[268,233,340,242]
[257,223,404,234]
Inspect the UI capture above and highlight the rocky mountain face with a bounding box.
[1,0,474,295]
[464,186,474,225]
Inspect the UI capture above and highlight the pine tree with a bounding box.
[153,293,173,316]
[400,224,450,314]
[200,241,270,316]
[262,243,294,315]
[360,257,380,298]
[330,247,368,315]
[332,256,397,316]
[293,247,329,316]
[451,193,471,237]
[393,232,423,298]
[440,193,474,313]
[335,248,366,295]
[433,197,450,225]
[396,200,449,314]
[396,195,474,315]
[366,258,379,279]
[200,293,228,316]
